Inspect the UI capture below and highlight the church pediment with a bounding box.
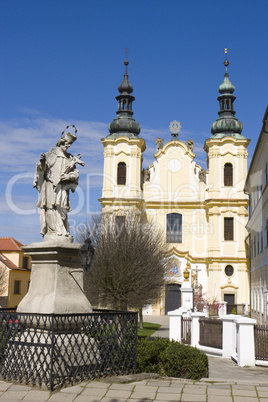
[154,139,195,161]
[143,139,206,201]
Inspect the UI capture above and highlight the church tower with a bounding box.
[204,51,250,304]
[100,57,145,215]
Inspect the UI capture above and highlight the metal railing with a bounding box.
[255,324,268,361]
[0,310,138,390]
[199,318,222,349]
[181,317,191,344]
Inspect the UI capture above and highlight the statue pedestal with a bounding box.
[17,242,92,314]
[181,281,194,311]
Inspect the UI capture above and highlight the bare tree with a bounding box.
[0,264,9,297]
[76,213,167,326]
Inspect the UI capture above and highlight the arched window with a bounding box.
[166,213,182,243]
[117,162,126,185]
[224,163,233,186]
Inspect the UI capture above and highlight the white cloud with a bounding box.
[0,116,107,174]
[0,110,211,244]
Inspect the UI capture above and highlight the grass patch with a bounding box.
[137,322,161,338]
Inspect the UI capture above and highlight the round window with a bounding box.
[225,265,234,277]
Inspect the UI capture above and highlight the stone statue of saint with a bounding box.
[143,167,150,182]
[198,168,206,184]
[155,137,164,150]
[186,139,194,151]
[33,130,85,242]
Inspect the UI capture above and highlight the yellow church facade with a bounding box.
[99,56,250,315]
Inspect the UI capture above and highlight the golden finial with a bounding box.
[125,47,129,60]
[224,48,229,70]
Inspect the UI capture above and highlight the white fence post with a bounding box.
[218,301,227,318]
[235,316,257,366]
[191,312,207,348]
[221,315,237,359]
[168,309,182,342]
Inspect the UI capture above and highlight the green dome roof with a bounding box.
[107,57,140,138]
[218,72,235,94]
[210,57,246,139]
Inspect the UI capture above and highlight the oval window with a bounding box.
[225,265,234,277]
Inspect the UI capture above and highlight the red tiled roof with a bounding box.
[0,237,24,251]
[0,252,18,269]
[0,253,29,271]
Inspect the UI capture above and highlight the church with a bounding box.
[99,54,250,315]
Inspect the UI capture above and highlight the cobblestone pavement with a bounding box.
[1,372,268,402]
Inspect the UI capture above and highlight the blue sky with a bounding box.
[0,0,267,245]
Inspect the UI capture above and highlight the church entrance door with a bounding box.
[165,284,181,314]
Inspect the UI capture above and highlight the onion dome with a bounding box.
[108,57,140,138]
[210,53,245,139]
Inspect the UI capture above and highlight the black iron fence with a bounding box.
[199,318,222,349]
[0,310,138,391]
[181,317,191,344]
[255,324,268,361]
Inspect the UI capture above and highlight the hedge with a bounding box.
[136,337,209,380]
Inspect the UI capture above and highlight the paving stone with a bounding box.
[74,396,103,402]
[0,385,11,392]
[232,389,257,397]
[181,393,206,401]
[206,383,232,389]
[104,389,132,399]
[60,385,84,394]
[49,392,77,401]
[129,391,156,399]
[157,386,183,393]
[207,388,231,396]
[0,399,22,402]
[101,399,128,402]
[0,391,29,400]
[109,383,135,390]
[147,380,171,387]
[155,393,179,401]
[133,385,158,393]
[84,382,110,389]
[80,387,107,397]
[258,391,268,398]
[232,397,259,402]
[183,385,207,394]
[207,396,233,402]
[8,386,31,392]
[126,400,152,402]
[232,384,258,390]
[21,390,50,400]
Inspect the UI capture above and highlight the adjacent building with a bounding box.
[245,106,268,323]
[0,237,31,308]
[99,56,250,315]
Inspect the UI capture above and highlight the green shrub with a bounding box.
[136,337,208,380]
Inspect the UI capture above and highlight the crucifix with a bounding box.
[125,47,129,60]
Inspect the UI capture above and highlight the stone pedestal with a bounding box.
[181,283,193,311]
[17,242,92,314]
